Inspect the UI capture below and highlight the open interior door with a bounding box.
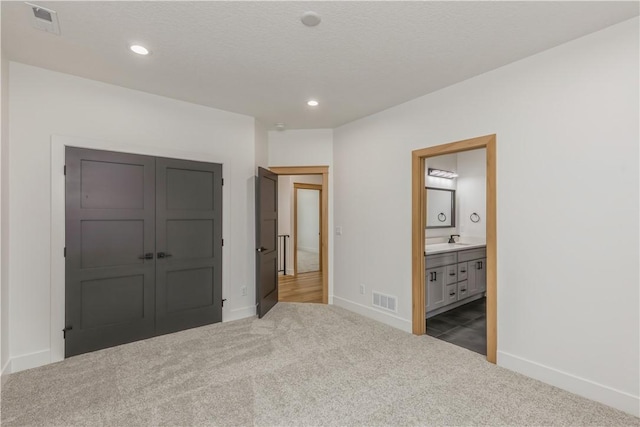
[256,167,278,317]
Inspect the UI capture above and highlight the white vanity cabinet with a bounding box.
[425,252,457,312]
[425,266,446,312]
[425,246,486,318]
[467,259,486,295]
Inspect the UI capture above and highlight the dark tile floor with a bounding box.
[426,297,486,355]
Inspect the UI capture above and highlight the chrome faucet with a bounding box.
[448,234,460,244]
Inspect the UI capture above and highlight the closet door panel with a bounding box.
[155,158,223,335]
[65,147,156,357]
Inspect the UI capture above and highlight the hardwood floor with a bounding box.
[278,271,323,303]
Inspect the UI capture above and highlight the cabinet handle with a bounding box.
[433,272,437,280]
[138,252,154,260]
[449,272,455,276]
[461,288,466,292]
[449,292,456,296]
[461,269,466,273]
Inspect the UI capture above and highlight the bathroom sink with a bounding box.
[425,243,455,251]
[425,241,485,254]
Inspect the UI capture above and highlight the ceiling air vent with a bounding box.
[25,3,60,35]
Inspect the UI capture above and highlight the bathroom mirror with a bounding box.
[426,187,455,228]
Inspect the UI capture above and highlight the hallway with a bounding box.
[278,271,322,303]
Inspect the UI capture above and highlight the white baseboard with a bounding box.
[498,350,640,417]
[9,349,51,374]
[333,296,412,333]
[1,358,12,385]
[223,305,256,322]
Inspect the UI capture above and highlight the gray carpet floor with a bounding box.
[1,303,638,426]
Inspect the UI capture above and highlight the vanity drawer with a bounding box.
[457,262,468,281]
[458,247,486,263]
[446,284,458,304]
[426,252,457,269]
[445,264,457,285]
[457,281,468,300]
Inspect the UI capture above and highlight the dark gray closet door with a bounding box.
[65,147,156,357]
[256,167,278,318]
[155,158,223,335]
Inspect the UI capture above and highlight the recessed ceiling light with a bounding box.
[129,44,150,55]
[301,11,321,27]
[275,123,286,131]
[307,100,319,107]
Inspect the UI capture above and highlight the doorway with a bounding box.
[411,134,497,363]
[294,183,322,275]
[269,166,328,305]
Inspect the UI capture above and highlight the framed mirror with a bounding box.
[426,187,455,228]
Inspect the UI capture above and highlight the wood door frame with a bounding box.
[412,134,497,363]
[269,166,329,304]
[293,183,323,276]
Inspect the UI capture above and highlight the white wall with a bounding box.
[8,63,258,372]
[333,18,639,416]
[254,120,268,170]
[0,19,11,380]
[297,188,320,253]
[268,129,333,297]
[456,149,486,239]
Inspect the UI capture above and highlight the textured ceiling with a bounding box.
[2,1,638,130]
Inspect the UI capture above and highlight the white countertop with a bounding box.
[425,242,486,256]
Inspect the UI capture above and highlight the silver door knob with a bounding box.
[257,247,266,252]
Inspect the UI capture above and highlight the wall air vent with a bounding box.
[25,3,61,35]
[372,291,397,313]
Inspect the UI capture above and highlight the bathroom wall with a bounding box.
[425,153,458,240]
[456,149,486,239]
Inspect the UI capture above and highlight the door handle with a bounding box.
[157,252,173,259]
[138,253,154,260]
[257,247,267,252]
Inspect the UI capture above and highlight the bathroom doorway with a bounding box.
[424,149,487,355]
[411,134,497,363]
